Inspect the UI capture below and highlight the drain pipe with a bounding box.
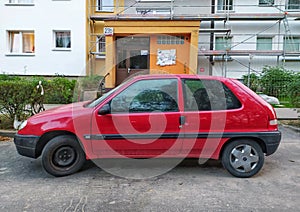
[209,0,215,76]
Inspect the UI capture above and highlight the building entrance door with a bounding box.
[116,37,150,85]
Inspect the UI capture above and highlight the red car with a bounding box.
[14,75,281,177]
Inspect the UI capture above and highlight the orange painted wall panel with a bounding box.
[149,34,191,75]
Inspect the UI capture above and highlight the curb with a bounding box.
[0,130,16,138]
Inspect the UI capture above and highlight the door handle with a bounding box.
[179,116,185,128]
[128,68,131,74]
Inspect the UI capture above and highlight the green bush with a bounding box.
[260,66,294,97]
[242,73,260,92]
[44,77,76,104]
[0,74,21,81]
[243,66,300,108]
[0,80,35,121]
[288,73,300,108]
[0,75,76,128]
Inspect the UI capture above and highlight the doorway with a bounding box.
[116,36,150,85]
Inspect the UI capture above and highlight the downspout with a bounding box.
[209,0,215,76]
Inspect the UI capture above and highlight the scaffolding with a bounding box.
[88,1,300,77]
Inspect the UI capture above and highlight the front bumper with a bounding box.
[14,134,40,158]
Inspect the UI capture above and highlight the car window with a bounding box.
[111,79,178,113]
[183,79,241,111]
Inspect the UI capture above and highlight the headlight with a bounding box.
[18,120,28,130]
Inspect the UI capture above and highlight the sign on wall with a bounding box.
[156,49,176,66]
[104,27,114,36]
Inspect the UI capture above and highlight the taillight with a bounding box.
[269,119,278,126]
[268,119,278,130]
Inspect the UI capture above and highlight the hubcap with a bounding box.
[229,144,259,173]
[53,146,76,167]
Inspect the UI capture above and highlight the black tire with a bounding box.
[221,139,264,178]
[42,135,85,177]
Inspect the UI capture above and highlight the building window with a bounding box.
[97,35,106,57]
[284,36,300,52]
[217,0,233,11]
[54,31,71,50]
[215,37,232,60]
[157,36,184,45]
[256,37,273,50]
[287,0,300,10]
[259,0,274,6]
[215,37,232,50]
[8,31,35,54]
[97,0,114,12]
[136,8,171,15]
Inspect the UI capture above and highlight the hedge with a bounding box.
[243,66,300,107]
[0,75,76,126]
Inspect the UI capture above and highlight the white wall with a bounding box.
[0,0,86,76]
[198,0,300,78]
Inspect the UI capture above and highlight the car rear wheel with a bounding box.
[42,135,85,177]
[222,139,264,178]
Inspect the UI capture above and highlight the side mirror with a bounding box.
[98,104,111,115]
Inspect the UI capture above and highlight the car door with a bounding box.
[90,78,183,157]
[180,78,242,158]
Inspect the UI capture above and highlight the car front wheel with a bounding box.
[222,139,264,178]
[42,135,86,177]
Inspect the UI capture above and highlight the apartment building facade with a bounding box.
[88,0,300,88]
[1,1,299,89]
[0,0,86,76]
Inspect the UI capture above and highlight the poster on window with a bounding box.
[156,49,176,66]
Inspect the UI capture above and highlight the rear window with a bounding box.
[182,79,242,111]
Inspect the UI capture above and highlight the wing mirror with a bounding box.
[98,104,111,115]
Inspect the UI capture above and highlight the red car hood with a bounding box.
[18,101,94,135]
[32,101,90,118]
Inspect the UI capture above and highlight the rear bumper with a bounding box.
[261,130,281,156]
[220,131,281,156]
[14,134,40,158]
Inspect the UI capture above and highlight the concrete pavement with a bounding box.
[0,126,299,211]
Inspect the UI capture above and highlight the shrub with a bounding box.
[0,74,21,81]
[242,73,260,92]
[243,66,300,108]
[0,75,76,128]
[260,66,294,97]
[288,73,300,108]
[0,80,35,121]
[44,77,76,104]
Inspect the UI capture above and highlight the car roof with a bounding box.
[131,74,234,82]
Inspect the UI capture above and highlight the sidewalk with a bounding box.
[274,108,300,120]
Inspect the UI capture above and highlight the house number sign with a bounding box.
[104,27,114,36]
